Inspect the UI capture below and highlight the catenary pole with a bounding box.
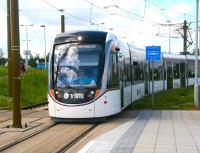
[194,0,199,109]
[183,20,187,54]
[7,0,12,96]
[61,15,65,32]
[10,0,22,128]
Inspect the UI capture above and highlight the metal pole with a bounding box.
[152,61,155,109]
[7,0,12,97]
[167,20,171,53]
[194,0,199,109]
[61,15,65,32]
[169,23,171,53]
[10,0,22,128]
[40,25,47,68]
[199,26,200,54]
[25,25,28,70]
[44,26,46,69]
[20,24,33,70]
[183,20,187,53]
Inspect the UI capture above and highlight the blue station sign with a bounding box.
[146,46,161,61]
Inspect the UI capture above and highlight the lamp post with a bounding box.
[194,0,199,109]
[20,24,33,70]
[40,25,47,69]
[166,20,171,54]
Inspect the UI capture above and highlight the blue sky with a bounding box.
[0,0,197,57]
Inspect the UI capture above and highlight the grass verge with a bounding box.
[0,67,47,109]
[0,66,8,76]
[130,86,198,110]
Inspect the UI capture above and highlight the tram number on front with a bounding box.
[66,93,84,99]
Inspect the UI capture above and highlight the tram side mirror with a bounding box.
[115,47,120,52]
[133,62,138,66]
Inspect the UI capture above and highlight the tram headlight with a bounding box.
[85,90,95,102]
[77,36,82,41]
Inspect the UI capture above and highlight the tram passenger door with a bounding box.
[167,61,173,89]
[119,56,124,108]
[180,62,186,87]
[144,63,149,95]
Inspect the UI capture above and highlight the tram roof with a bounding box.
[162,54,186,60]
[54,31,114,44]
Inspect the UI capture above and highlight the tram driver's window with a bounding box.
[107,52,119,88]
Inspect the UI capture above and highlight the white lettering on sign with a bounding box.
[148,51,159,55]
[68,93,84,99]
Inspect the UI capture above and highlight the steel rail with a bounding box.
[54,124,98,153]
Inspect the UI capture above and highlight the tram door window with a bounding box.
[144,63,149,94]
[119,56,124,107]
[187,60,195,78]
[173,61,180,79]
[152,62,163,81]
[166,61,173,89]
[124,57,132,87]
[198,64,200,78]
[133,61,144,85]
[107,52,119,88]
[180,62,186,87]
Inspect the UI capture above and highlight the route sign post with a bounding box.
[146,46,161,109]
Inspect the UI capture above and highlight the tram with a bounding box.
[48,30,200,121]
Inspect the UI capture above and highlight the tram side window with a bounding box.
[187,61,195,78]
[180,62,185,77]
[151,62,162,81]
[166,61,173,78]
[107,52,119,88]
[159,64,164,80]
[133,62,144,84]
[173,62,180,79]
[163,61,166,80]
[124,60,131,86]
[149,62,161,81]
[198,64,200,77]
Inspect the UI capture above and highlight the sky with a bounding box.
[0,0,197,58]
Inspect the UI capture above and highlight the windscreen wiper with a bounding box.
[55,71,73,88]
[55,71,81,90]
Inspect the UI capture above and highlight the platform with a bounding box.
[78,110,200,153]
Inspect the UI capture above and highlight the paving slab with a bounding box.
[78,110,200,153]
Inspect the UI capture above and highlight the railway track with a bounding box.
[0,101,99,153]
[21,101,48,110]
[0,121,56,152]
[1,123,98,153]
[54,124,98,153]
[0,101,48,123]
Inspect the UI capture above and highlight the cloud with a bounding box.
[166,2,193,22]
[0,0,196,57]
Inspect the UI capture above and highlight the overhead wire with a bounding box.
[41,0,112,31]
[111,0,160,24]
[40,0,188,39]
[146,0,195,18]
[41,0,164,34]
[41,0,91,23]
